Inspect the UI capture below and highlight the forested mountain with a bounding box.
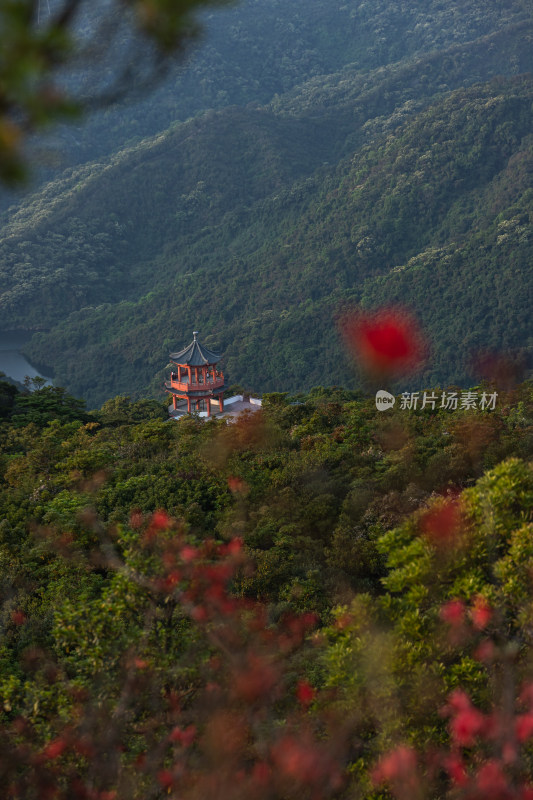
[9,0,528,175]
[0,0,532,406]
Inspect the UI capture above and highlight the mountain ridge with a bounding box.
[0,2,532,405]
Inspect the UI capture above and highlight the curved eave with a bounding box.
[169,339,221,366]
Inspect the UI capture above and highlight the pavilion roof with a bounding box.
[169,332,221,366]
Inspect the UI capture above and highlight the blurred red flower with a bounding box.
[169,724,196,746]
[227,476,249,494]
[420,499,462,547]
[296,680,315,707]
[443,754,468,786]
[474,760,510,796]
[516,714,533,743]
[180,545,198,563]
[151,509,170,530]
[157,769,175,789]
[372,745,418,785]
[42,737,67,760]
[471,595,492,630]
[440,599,465,627]
[341,307,426,376]
[451,706,486,746]
[233,653,278,703]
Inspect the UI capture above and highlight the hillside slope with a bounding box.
[9,77,530,405]
[0,7,532,405]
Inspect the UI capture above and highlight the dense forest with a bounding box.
[1,371,532,797]
[0,0,532,406]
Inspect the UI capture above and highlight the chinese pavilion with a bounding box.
[165,332,226,417]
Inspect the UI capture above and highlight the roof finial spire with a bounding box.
[193,330,199,341]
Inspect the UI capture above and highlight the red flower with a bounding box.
[474,760,510,796]
[11,610,26,625]
[271,735,322,783]
[162,570,181,591]
[450,706,486,746]
[180,545,198,563]
[440,599,465,627]
[190,605,208,622]
[420,500,462,547]
[157,770,174,789]
[42,738,67,760]
[341,307,425,376]
[516,714,533,743]
[471,595,492,630]
[444,754,468,786]
[473,638,495,663]
[225,537,243,556]
[151,509,170,530]
[233,654,278,703]
[446,689,472,713]
[296,680,316,707]
[169,724,196,746]
[372,745,418,785]
[227,476,249,494]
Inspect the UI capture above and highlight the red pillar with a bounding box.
[207,398,211,417]
[187,396,191,413]
[219,395,224,412]
[188,366,192,384]
[203,366,207,384]
[173,395,177,410]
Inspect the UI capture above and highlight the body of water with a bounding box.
[0,331,52,385]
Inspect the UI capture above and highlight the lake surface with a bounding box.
[0,331,52,385]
